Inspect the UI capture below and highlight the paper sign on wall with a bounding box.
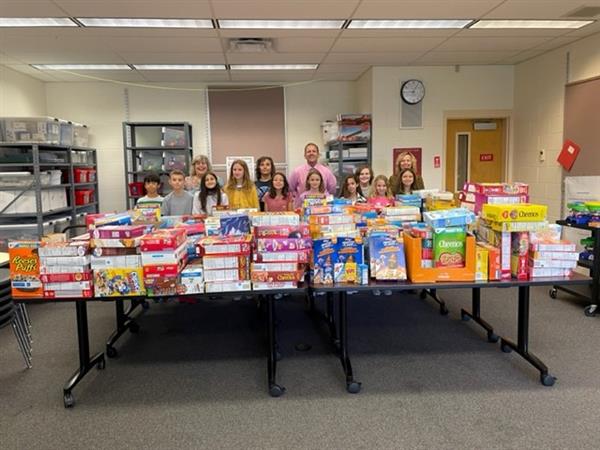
[433,155,441,169]
[480,153,494,162]
[557,140,580,171]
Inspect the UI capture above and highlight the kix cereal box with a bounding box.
[433,227,466,268]
[9,241,43,298]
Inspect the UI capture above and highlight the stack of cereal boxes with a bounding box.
[423,208,475,271]
[90,225,146,297]
[39,239,92,298]
[459,182,529,214]
[252,212,309,290]
[197,235,252,293]
[140,228,188,296]
[408,224,434,269]
[305,201,356,239]
[312,236,364,284]
[528,227,578,278]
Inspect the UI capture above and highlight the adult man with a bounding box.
[288,142,337,199]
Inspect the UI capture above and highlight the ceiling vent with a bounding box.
[228,38,274,53]
[564,6,600,17]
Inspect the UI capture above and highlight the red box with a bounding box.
[254,225,310,239]
[140,228,187,251]
[40,272,92,283]
[128,182,144,197]
[75,188,95,205]
[74,167,88,183]
[93,225,148,239]
[143,263,183,279]
[462,182,529,196]
[198,235,252,256]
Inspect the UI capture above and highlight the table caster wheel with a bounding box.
[106,346,118,358]
[440,305,449,316]
[584,305,597,317]
[97,357,106,370]
[501,342,512,353]
[540,373,556,387]
[64,392,75,408]
[346,381,361,394]
[419,290,427,300]
[487,332,499,343]
[129,322,140,334]
[549,288,558,299]
[461,312,471,322]
[269,384,285,397]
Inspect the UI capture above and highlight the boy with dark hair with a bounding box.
[136,172,164,210]
[161,169,193,216]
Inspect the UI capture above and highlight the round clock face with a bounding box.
[401,79,425,104]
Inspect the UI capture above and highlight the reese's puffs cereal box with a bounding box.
[9,241,43,298]
[433,227,466,268]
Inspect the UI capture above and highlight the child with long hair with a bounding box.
[223,159,259,209]
[339,174,366,204]
[295,168,326,208]
[255,156,275,211]
[354,165,374,197]
[395,168,418,195]
[263,172,293,212]
[192,172,229,215]
[368,174,394,209]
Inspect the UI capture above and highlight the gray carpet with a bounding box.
[1,286,599,449]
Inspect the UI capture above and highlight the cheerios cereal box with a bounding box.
[9,241,43,298]
[433,227,466,268]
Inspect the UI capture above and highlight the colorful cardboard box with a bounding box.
[463,182,529,196]
[334,237,363,283]
[93,268,145,297]
[179,261,204,295]
[481,204,547,223]
[368,235,407,281]
[9,241,43,298]
[312,238,336,285]
[140,228,187,251]
[475,245,489,281]
[433,227,466,268]
[92,225,148,239]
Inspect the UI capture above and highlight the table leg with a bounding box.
[63,301,105,408]
[460,288,499,343]
[338,291,361,394]
[499,286,555,386]
[267,294,285,397]
[106,298,142,358]
[420,288,449,315]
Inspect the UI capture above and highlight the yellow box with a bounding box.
[481,204,547,223]
[93,268,145,297]
[475,244,488,281]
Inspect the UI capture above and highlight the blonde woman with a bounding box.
[389,151,425,194]
[185,155,223,192]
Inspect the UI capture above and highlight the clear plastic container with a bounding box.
[72,123,89,147]
[141,152,163,172]
[0,117,61,144]
[59,120,73,146]
[163,151,187,171]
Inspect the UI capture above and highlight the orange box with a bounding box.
[403,233,475,283]
[477,242,500,281]
[9,241,43,298]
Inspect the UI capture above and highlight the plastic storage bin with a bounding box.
[73,123,89,147]
[75,188,95,205]
[141,152,163,171]
[0,117,61,144]
[0,188,67,214]
[162,127,186,147]
[59,120,73,146]
[74,167,95,183]
[128,182,144,197]
[163,151,187,171]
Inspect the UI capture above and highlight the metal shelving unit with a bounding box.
[123,122,193,209]
[326,139,372,193]
[0,143,99,241]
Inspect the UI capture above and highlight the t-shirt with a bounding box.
[223,184,259,210]
[161,190,194,216]
[367,196,394,210]
[136,195,164,210]
[192,191,229,216]
[263,192,293,212]
[255,179,272,211]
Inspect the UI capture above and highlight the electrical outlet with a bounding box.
[539,149,546,162]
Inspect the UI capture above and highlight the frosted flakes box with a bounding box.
[433,227,466,268]
[481,204,547,223]
[9,240,43,298]
[368,235,407,281]
[93,268,145,297]
[312,238,336,285]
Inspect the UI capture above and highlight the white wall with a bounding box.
[355,68,373,113]
[371,65,514,189]
[0,66,46,116]
[513,32,600,221]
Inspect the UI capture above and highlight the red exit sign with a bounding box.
[480,153,494,162]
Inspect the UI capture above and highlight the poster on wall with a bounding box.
[393,148,422,175]
[226,156,255,182]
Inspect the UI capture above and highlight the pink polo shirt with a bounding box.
[288,162,337,199]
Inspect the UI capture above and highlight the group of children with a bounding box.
[136,155,424,216]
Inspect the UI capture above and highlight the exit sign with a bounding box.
[480,153,494,162]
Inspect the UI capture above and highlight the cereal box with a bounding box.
[423,208,475,229]
[140,228,187,251]
[478,242,500,280]
[9,241,43,298]
[216,213,251,235]
[143,263,182,279]
[198,235,252,256]
[93,268,145,297]
[368,235,407,280]
[204,280,251,293]
[92,225,148,239]
[39,241,89,257]
[511,232,529,280]
[255,238,312,253]
[90,237,142,249]
[253,224,310,239]
[92,247,139,257]
[312,238,337,285]
[475,244,488,281]
[433,227,466,268]
[144,276,180,297]
[253,251,310,263]
[43,289,93,298]
[179,261,204,295]
[481,204,547,223]
[251,212,300,227]
[252,281,298,291]
[250,270,303,283]
[140,242,188,266]
[203,255,250,270]
[40,272,92,283]
[334,237,363,283]
[204,268,249,282]
[463,182,529,196]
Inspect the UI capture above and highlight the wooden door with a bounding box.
[445,119,505,192]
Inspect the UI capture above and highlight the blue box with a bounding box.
[312,238,336,284]
[368,235,407,280]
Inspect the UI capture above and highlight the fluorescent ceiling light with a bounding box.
[77,18,213,28]
[470,20,594,29]
[0,17,77,27]
[32,64,132,70]
[219,20,344,29]
[230,64,319,70]
[134,64,226,70]
[348,19,472,29]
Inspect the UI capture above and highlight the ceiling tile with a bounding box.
[138,71,231,82]
[117,52,226,64]
[3,64,64,81]
[314,72,362,80]
[435,36,550,52]
[101,37,223,52]
[226,53,324,64]
[268,37,336,53]
[212,0,360,19]
[353,0,501,19]
[0,0,68,16]
[0,53,26,64]
[497,49,549,64]
[534,36,582,50]
[55,0,212,18]
[332,37,446,52]
[415,50,517,64]
[325,52,423,64]
[562,20,600,36]
[316,63,369,73]
[483,0,600,19]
